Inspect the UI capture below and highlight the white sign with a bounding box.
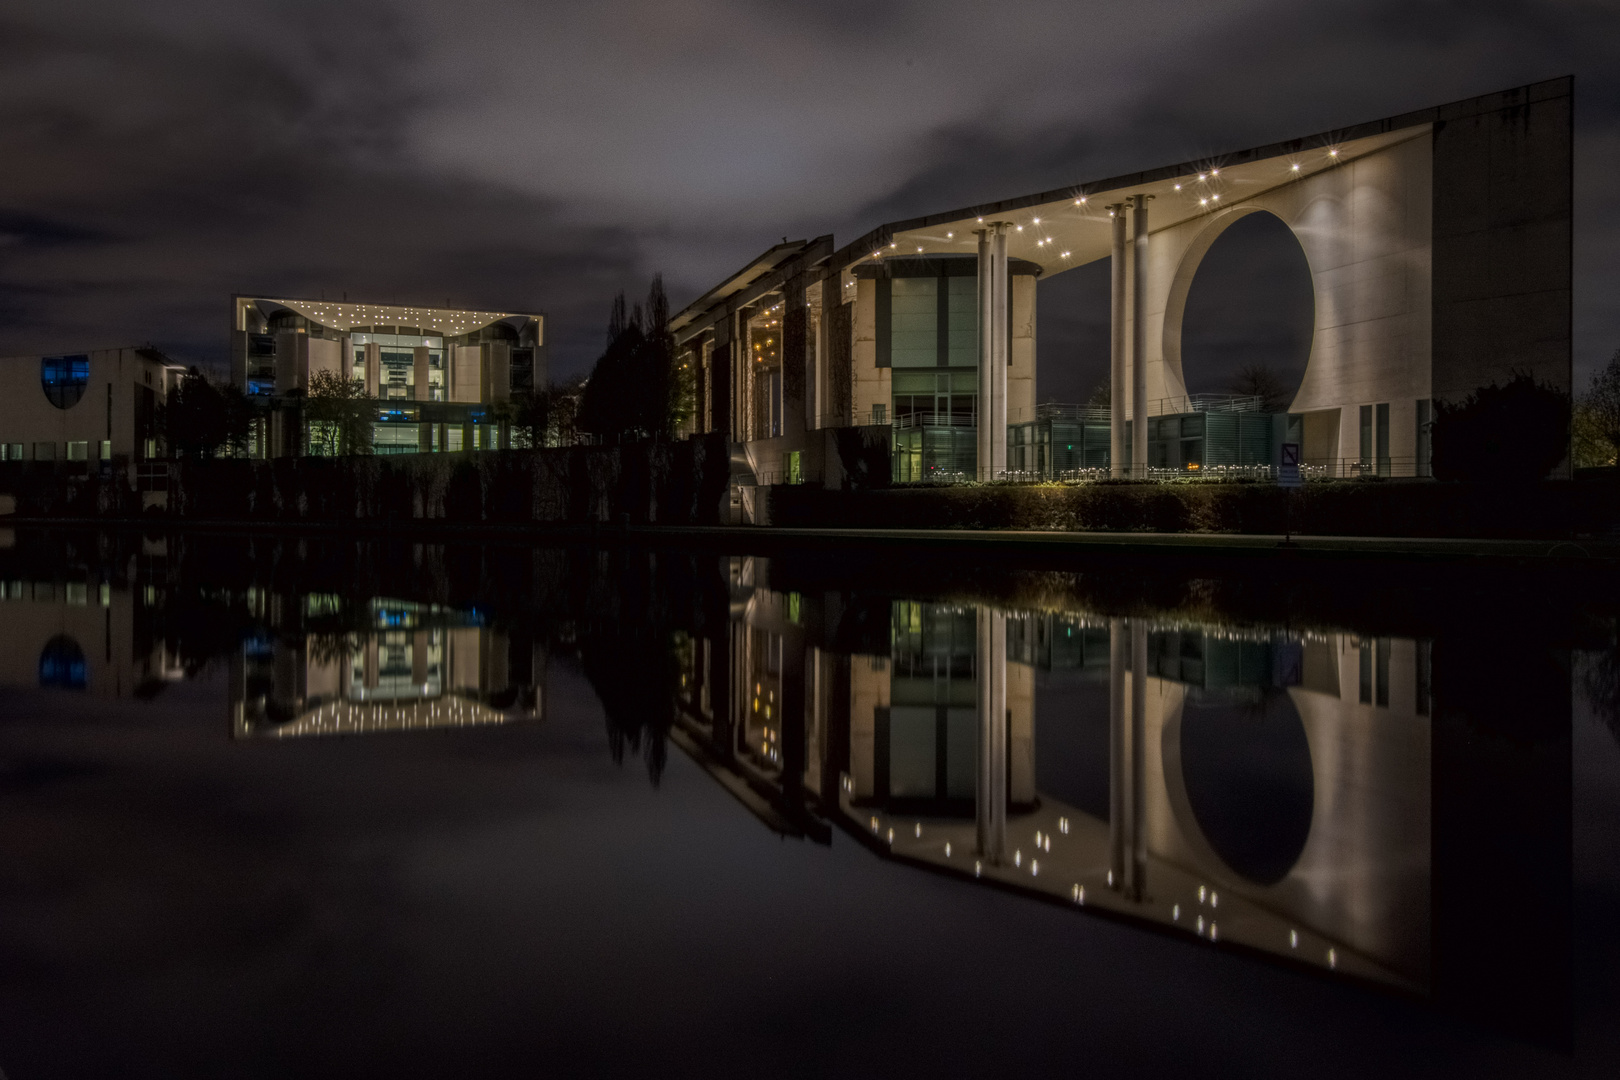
[1278,442,1302,489]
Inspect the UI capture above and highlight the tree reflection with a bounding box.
[1581,632,1620,748]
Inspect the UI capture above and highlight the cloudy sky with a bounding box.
[1,0,1615,393]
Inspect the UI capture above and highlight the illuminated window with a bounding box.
[41,355,90,409]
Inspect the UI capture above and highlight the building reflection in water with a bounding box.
[232,596,546,739]
[0,576,183,697]
[0,544,1570,1036]
[677,557,1433,993]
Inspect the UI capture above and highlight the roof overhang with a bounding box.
[840,124,1428,280]
[833,77,1569,279]
[671,237,834,343]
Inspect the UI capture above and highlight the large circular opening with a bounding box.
[1179,212,1314,410]
[1178,687,1314,885]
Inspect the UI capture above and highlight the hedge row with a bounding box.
[765,478,1620,539]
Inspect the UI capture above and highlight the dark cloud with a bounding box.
[0,0,1614,382]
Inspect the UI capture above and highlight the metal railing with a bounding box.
[891,412,977,430]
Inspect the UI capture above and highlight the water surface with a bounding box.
[0,530,1614,1077]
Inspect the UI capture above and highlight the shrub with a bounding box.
[1431,372,1569,482]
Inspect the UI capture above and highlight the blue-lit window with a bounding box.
[41,355,90,409]
[39,635,88,689]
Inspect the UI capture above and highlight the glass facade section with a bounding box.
[372,423,422,455]
[889,278,938,368]
[891,370,978,482]
[946,276,978,365]
[1375,402,1391,476]
[351,333,444,399]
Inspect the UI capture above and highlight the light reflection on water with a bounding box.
[0,530,1608,1072]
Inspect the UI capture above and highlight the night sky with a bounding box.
[1,1,1615,393]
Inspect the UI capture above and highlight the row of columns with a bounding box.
[1110,195,1151,478]
[975,610,1144,903]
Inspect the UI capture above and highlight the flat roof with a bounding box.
[233,295,542,338]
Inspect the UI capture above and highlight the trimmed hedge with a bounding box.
[766,478,1620,539]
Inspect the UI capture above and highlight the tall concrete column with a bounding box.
[1128,619,1148,897]
[989,223,1010,477]
[1130,196,1151,478]
[976,606,1007,864]
[1108,617,1126,887]
[364,342,382,398]
[412,346,430,402]
[976,230,992,479]
[1109,206,1128,477]
[1109,617,1148,899]
[735,309,751,442]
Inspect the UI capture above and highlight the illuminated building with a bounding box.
[0,347,186,471]
[228,295,545,457]
[673,563,1436,991]
[670,79,1571,510]
[230,597,545,739]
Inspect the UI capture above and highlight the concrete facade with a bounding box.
[0,346,184,467]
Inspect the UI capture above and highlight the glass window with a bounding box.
[1417,399,1432,478]
[887,707,937,798]
[890,278,938,368]
[41,355,90,410]
[99,440,112,461]
[66,441,88,461]
[33,442,56,462]
[1375,402,1390,477]
[946,276,977,366]
[371,423,421,455]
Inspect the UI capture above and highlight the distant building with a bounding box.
[0,346,186,467]
[0,572,184,698]
[229,597,546,739]
[229,295,545,456]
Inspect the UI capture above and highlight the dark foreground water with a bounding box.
[0,529,1615,1078]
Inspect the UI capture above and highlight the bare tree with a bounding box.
[304,370,373,456]
[1229,363,1294,413]
[1575,346,1620,467]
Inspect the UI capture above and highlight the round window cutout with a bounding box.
[39,635,88,690]
[1180,212,1314,411]
[1178,687,1314,885]
[41,354,90,410]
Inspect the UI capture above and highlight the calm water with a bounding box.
[0,529,1615,1078]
